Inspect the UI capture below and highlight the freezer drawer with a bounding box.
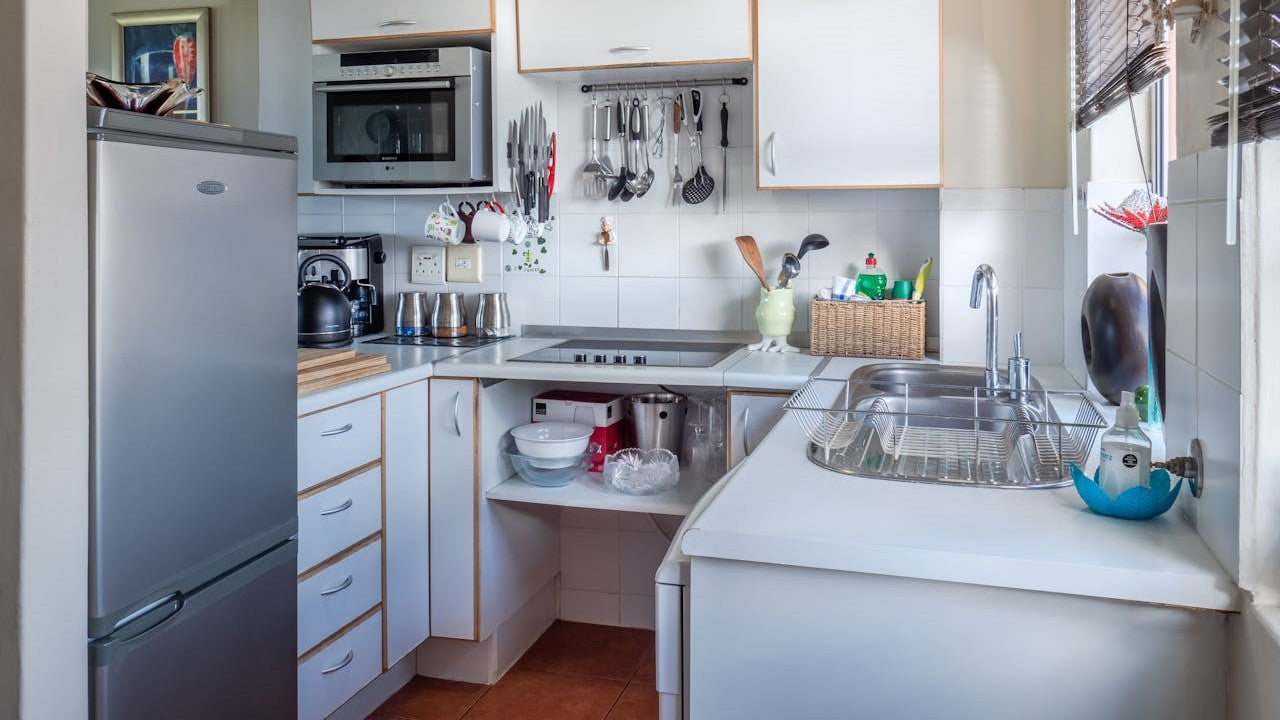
[298,538,383,655]
[90,541,296,720]
[298,396,383,491]
[298,609,383,720]
[298,465,383,572]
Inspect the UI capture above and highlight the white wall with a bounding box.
[0,0,90,717]
[557,508,681,629]
[88,0,260,129]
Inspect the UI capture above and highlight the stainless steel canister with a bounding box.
[395,292,431,336]
[628,392,688,454]
[475,292,513,338]
[431,292,468,337]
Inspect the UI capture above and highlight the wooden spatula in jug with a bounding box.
[735,235,772,291]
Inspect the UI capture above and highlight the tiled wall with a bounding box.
[556,508,683,630]
[1163,147,1241,580]
[937,189,1068,366]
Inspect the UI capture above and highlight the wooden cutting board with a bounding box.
[297,349,390,394]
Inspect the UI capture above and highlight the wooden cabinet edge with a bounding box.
[298,604,383,664]
[299,460,384,500]
[298,531,383,582]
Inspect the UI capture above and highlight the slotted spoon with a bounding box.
[583,100,605,198]
[682,90,715,204]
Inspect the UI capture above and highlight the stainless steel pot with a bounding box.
[431,292,468,337]
[475,292,513,338]
[628,392,688,454]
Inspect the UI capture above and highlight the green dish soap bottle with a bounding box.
[855,253,888,300]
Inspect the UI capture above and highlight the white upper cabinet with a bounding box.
[311,0,495,43]
[755,0,941,189]
[516,0,752,72]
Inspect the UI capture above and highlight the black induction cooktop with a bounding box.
[509,339,743,368]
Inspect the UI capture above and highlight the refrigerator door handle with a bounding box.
[112,591,182,633]
[320,423,354,437]
[106,592,186,643]
[320,650,355,675]
[319,498,353,516]
[319,574,354,596]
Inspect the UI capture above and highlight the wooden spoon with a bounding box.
[735,235,771,291]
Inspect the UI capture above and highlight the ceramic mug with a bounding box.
[424,202,462,245]
[472,200,512,243]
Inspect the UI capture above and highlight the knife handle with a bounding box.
[691,90,703,133]
[720,101,729,149]
[673,96,683,135]
[616,100,624,136]
[603,103,613,142]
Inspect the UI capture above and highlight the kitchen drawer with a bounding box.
[298,396,382,492]
[298,539,383,656]
[311,0,492,43]
[297,609,383,720]
[298,466,382,572]
[516,0,751,72]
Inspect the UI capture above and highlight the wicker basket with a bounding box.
[809,299,926,359]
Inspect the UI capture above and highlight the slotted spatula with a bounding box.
[682,90,715,204]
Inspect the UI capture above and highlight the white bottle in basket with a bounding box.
[1097,391,1151,497]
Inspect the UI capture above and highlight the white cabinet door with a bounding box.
[428,378,478,640]
[311,0,494,43]
[755,0,940,189]
[383,380,431,667]
[727,392,789,468]
[516,0,751,72]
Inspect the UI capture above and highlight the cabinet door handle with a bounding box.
[320,423,353,438]
[609,45,652,53]
[319,498,353,516]
[378,19,418,28]
[765,133,777,176]
[451,391,463,436]
[742,407,753,457]
[320,650,354,674]
[319,574,354,596]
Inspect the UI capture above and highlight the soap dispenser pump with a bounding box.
[1098,390,1152,497]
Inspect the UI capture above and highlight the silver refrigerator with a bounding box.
[87,108,299,720]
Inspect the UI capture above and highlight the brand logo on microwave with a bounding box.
[196,180,226,195]
[380,157,397,162]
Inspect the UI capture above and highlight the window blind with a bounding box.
[1209,0,1280,145]
[1075,0,1172,128]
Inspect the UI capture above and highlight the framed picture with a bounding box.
[112,8,210,121]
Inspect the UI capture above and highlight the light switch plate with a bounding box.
[446,244,482,283]
[410,245,446,285]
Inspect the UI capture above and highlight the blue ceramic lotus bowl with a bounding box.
[1071,464,1182,520]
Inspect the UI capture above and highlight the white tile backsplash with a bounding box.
[618,278,680,329]
[560,527,620,593]
[1166,204,1198,364]
[559,589,620,626]
[1195,201,1240,390]
[560,277,619,327]
[939,210,1026,288]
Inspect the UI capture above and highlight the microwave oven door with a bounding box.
[312,77,489,186]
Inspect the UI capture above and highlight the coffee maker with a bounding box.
[297,234,386,338]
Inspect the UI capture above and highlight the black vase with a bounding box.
[1081,272,1150,405]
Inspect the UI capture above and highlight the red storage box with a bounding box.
[532,390,629,472]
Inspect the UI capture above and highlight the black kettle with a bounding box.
[297,254,354,348]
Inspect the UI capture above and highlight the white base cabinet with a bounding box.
[755,0,940,189]
[311,0,494,43]
[383,381,432,667]
[515,0,751,72]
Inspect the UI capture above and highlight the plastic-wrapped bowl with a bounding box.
[603,448,680,495]
[507,447,591,487]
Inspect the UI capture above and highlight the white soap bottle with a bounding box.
[1098,391,1152,497]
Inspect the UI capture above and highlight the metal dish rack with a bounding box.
[785,377,1107,489]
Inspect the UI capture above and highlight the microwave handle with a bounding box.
[315,80,454,93]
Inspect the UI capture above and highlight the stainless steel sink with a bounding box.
[789,364,1105,489]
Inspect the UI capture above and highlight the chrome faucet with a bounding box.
[969,264,1001,390]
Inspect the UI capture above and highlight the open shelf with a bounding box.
[486,471,719,516]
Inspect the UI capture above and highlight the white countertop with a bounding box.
[681,360,1238,612]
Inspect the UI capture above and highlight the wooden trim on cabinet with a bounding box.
[514,0,753,74]
[298,460,383,500]
[297,531,383,582]
[298,391,384,419]
[470,379,481,642]
[298,604,382,664]
[380,394,389,671]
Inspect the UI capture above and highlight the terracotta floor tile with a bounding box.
[631,643,656,683]
[370,676,490,720]
[605,682,659,720]
[460,669,625,720]
[516,621,655,680]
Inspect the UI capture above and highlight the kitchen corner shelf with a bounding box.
[486,471,718,516]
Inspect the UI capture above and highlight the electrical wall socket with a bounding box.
[446,244,482,283]
[410,245,445,285]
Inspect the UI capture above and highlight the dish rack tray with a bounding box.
[784,377,1107,488]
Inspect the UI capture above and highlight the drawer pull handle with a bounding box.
[320,423,353,438]
[451,392,462,436]
[319,574,354,596]
[609,45,652,53]
[320,650,354,674]
[319,498,353,516]
[765,132,778,176]
[378,19,418,28]
[742,406,753,457]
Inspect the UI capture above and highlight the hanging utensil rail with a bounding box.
[579,77,749,93]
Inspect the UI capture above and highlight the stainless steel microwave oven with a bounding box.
[312,47,491,186]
